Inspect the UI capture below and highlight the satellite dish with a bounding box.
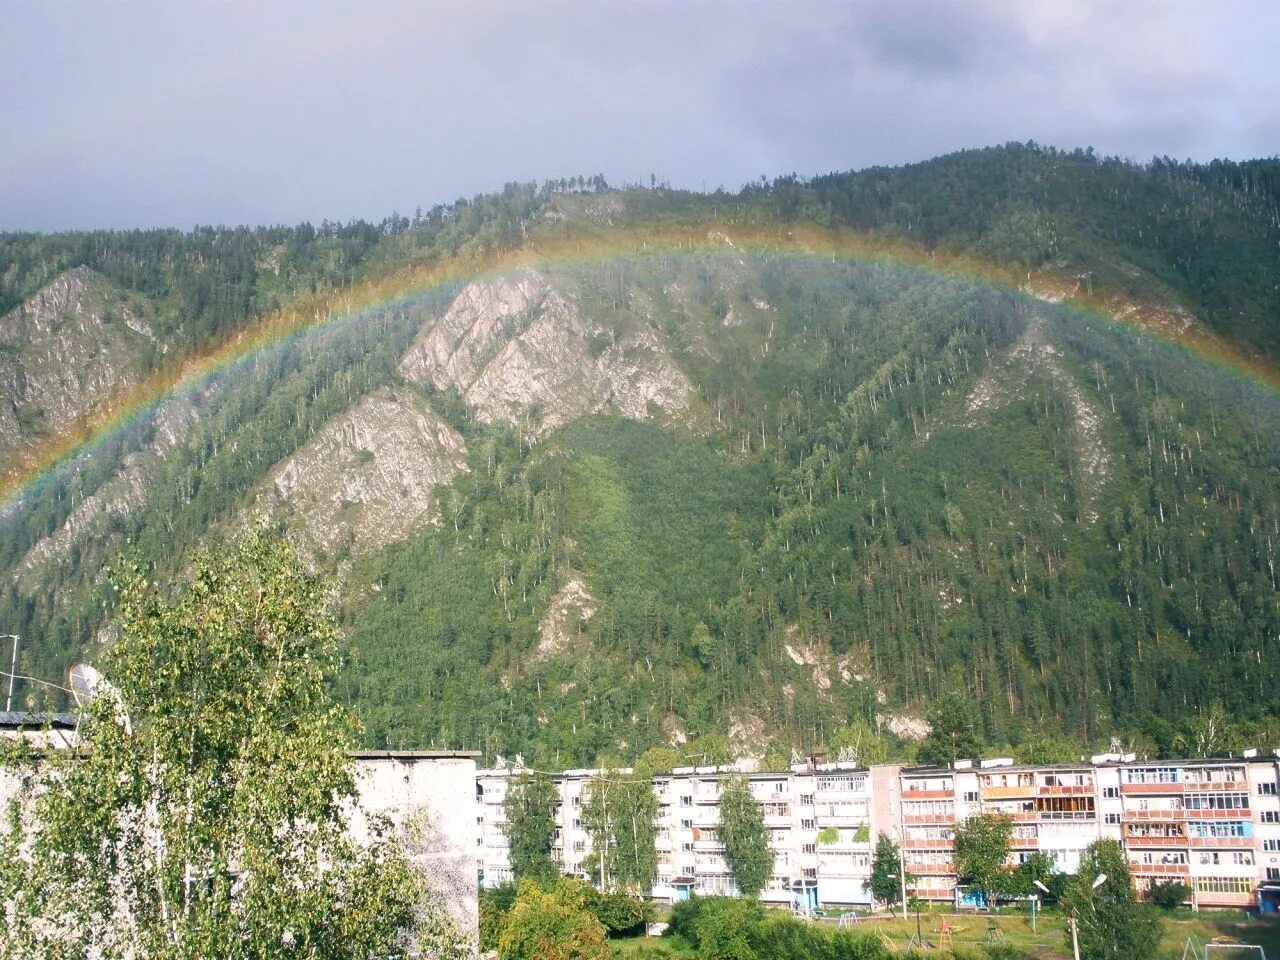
[69,663,102,708]
[68,662,132,736]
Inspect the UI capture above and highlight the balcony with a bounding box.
[1039,784,1094,797]
[1121,782,1184,795]
[902,788,953,800]
[1183,779,1247,792]
[1187,836,1252,848]
[1123,809,1185,821]
[904,813,955,825]
[1122,834,1186,847]
[1198,892,1256,907]
[1181,808,1250,820]
[1130,862,1190,877]
[980,786,1037,800]
[904,838,954,850]
[909,861,956,876]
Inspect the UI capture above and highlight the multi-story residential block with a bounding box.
[477,751,1280,913]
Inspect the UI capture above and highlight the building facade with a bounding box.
[478,751,1280,912]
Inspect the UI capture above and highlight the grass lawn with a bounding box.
[607,905,1280,959]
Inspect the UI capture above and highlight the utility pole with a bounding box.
[4,634,18,712]
[1069,914,1081,960]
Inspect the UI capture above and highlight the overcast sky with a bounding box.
[2,0,1276,231]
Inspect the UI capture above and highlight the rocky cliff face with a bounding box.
[400,271,693,436]
[269,387,468,554]
[15,391,206,592]
[0,267,157,454]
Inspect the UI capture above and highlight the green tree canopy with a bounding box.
[717,777,772,897]
[868,832,907,907]
[502,772,560,882]
[917,692,985,766]
[953,813,1014,899]
[0,525,462,959]
[496,879,608,960]
[580,770,659,892]
[1061,839,1160,960]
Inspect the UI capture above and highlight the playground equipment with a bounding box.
[1182,935,1268,960]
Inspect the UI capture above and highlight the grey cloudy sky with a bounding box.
[2,0,1276,231]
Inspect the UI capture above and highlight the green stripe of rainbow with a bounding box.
[4,222,1277,510]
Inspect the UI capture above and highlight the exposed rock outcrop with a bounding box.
[16,392,205,590]
[0,267,157,455]
[269,387,468,554]
[399,271,692,436]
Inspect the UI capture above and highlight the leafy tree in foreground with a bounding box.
[496,879,608,960]
[0,525,463,959]
[580,769,659,891]
[1061,839,1160,960]
[953,813,1014,901]
[503,771,560,881]
[868,832,907,908]
[718,776,772,897]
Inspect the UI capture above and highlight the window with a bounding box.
[572,840,585,853]
[1259,783,1278,796]
[802,843,817,854]
[680,819,692,830]
[1262,812,1280,824]
[572,818,581,829]
[1268,868,1280,881]
[963,791,979,803]
[680,796,693,807]
[1192,877,1253,895]
[1105,813,1121,824]
[799,794,814,806]
[572,796,580,807]
[801,819,815,830]
[681,842,693,853]
[1263,839,1280,852]
[1103,787,1119,798]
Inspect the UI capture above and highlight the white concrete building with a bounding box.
[478,751,1280,913]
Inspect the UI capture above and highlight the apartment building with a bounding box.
[477,751,1280,912]
[478,760,875,911]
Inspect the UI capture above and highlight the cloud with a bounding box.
[0,0,1274,230]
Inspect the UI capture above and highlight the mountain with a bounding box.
[1,143,1278,767]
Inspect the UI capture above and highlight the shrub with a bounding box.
[1149,880,1192,910]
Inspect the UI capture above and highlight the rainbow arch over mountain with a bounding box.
[4,222,1278,511]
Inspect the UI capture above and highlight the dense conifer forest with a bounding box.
[2,143,1278,767]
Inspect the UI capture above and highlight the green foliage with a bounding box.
[0,525,461,959]
[919,693,985,767]
[5,146,1280,770]
[717,777,772,898]
[954,814,1015,899]
[496,878,609,960]
[480,883,519,952]
[690,898,763,960]
[869,832,907,906]
[1061,840,1160,960]
[1148,879,1192,911]
[580,771,660,891]
[503,772,560,882]
[815,826,840,845]
[583,886,650,936]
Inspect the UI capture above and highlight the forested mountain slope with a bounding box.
[1,143,1277,767]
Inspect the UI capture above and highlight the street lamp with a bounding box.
[1066,874,1108,960]
[3,634,19,712]
[1031,879,1051,932]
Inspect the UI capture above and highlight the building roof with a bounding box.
[0,710,78,729]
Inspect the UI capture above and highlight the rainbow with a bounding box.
[3,221,1278,511]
